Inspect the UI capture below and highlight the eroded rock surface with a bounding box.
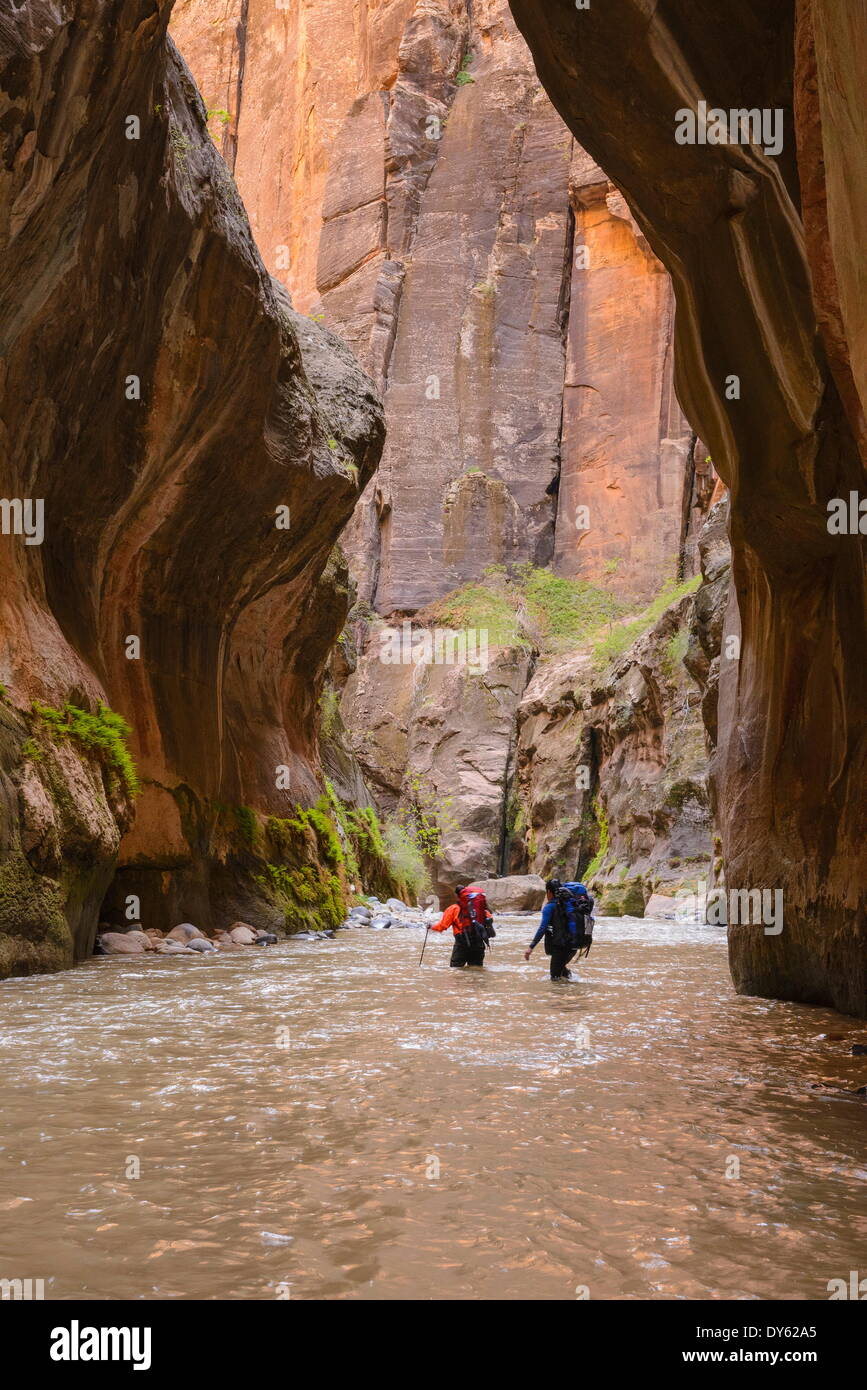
[509,0,867,1013]
[513,589,716,915]
[0,0,386,972]
[172,0,711,615]
[341,629,533,898]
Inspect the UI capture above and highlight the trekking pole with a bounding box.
[418,927,430,966]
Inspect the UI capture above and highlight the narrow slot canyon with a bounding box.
[0,0,864,1318]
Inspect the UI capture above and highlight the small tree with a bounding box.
[398,773,459,861]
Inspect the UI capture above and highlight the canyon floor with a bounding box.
[2,914,865,1301]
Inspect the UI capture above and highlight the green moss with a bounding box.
[234,805,260,849]
[620,877,646,916]
[583,795,609,880]
[664,779,707,813]
[0,853,69,955]
[31,701,139,796]
[306,798,344,869]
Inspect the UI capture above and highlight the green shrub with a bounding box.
[521,566,627,648]
[592,575,701,668]
[456,51,475,85]
[383,821,431,900]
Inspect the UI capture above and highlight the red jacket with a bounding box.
[431,903,463,935]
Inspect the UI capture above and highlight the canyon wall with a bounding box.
[0,0,391,974]
[509,0,867,1016]
[172,0,702,612]
[168,0,722,912]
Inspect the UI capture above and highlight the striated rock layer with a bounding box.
[510,0,867,1015]
[0,0,388,973]
[172,0,708,614]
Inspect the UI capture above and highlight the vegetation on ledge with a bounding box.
[29,701,139,796]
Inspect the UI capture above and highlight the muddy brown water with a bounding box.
[1,914,865,1300]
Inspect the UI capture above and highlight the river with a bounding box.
[1,914,865,1300]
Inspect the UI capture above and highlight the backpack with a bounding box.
[547,882,595,955]
[456,887,496,950]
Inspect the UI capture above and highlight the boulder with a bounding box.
[186,938,218,953]
[255,932,278,945]
[98,932,146,955]
[472,875,546,912]
[229,925,258,945]
[643,894,681,921]
[122,929,156,951]
[167,923,204,943]
[155,940,193,955]
[385,897,409,913]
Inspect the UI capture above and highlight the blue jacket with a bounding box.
[530,900,556,949]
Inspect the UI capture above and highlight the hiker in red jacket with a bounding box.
[430,884,493,967]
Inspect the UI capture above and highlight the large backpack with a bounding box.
[547,882,595,955]
[456,887,496,950]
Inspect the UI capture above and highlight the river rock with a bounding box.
[643,894,681,921]
[385,897,409,913]
[167,923,204,943]
[255,932,278,945]
[122,930,156,951]
[186,938,218,953]
[229,925,258,945]
[472,876,547,912]
[155,940,193,955]
[97,931,147,955]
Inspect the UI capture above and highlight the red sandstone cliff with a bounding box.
[171,0,704,612]
[510,0,867,1016]
[0,0,386,972]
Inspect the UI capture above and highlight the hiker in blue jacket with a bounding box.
[524,878,594,980]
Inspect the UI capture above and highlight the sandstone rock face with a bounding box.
[513,592,715,916]
[341,630,533,898]
[167,0,725,931]
[473,874,546,911]
[0,1,385,973]
[555,147,696,601]
[171,0,709,617]
[510,0,867,1013]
